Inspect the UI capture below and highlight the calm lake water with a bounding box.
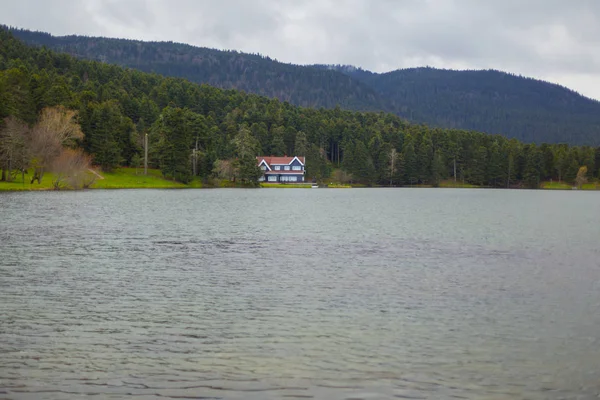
[1,188,599,400]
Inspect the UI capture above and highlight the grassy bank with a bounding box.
[439,180,480,188]
[0,168,191,191]
[0,171,57,191]
[93,168,191,189]
[540,181,599,190]
[2,168,599,191]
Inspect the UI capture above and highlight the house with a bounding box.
[256,156,306,183]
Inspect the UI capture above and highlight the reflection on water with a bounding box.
[1,189,599,399]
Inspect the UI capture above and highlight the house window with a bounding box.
[289,176,297,182]
[268,175,278,182]
[284,166,290,171]
[292,166,301,171]
[274,166,281,170]
[261,165,267,171]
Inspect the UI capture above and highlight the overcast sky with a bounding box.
[3,0,600,100]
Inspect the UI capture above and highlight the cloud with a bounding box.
[2,0,600,99]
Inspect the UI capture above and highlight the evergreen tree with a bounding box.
[469,146,487,186]
[431,150,445,187]
[554,145,568,182]
[523,145,543,188]
[540,143,555,180]
[270,126,286,156]
[595,147,600,178]
[153,106,193,183]
[233,124,260,159]
[394,152,406,186]
[402,135,418,185]
[305,144,329,181]
[251,122,269,153]
[85,101,124,171]
[352,140,377,184]
[487,141,505,187]
[294,131,308,156]
[564,148,580,183]
[417,133,433,184]
[341,141,356,180]
[236,154,263,185]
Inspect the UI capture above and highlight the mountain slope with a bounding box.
[1,27,599,188]
[8,27,600,145]
[7,27,391,113]
[328,66,600,145]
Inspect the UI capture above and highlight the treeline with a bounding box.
[9,27,600,146]
[1,28,599,188]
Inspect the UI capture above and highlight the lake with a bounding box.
[1,188,599,399]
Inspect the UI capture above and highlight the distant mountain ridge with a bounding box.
[7,27,391,113]
[7,26,600,145]
[321,65,600,144]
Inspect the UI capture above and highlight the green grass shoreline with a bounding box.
[1,168,598,191]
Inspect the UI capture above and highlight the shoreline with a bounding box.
[1,168,598,192]
[2,183,599,192]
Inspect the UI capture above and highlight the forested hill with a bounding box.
[6,27,390,113]
[8,27,600,145]
[323,65,600,145]
[1,27,599,189]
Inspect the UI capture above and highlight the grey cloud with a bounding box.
[2,0,600,99]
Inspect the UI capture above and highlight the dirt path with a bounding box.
[88,169,105,180]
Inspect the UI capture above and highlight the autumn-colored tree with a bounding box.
[29,106,83,184]
[51,148,95,190]
[332,169,353,184]
[575,166,588,189]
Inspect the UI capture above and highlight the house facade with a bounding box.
[256,156,306,183]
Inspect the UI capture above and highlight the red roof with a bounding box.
[257,156,305,166]
[264,171,305,175]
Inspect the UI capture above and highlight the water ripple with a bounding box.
[1,189,599,399]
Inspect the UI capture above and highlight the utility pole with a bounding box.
[192,149,197,176]
[389,148,396,187]
[144,133,148,175]
[194,137,199,176]
[507,153,511,188]
[453,158,457,183]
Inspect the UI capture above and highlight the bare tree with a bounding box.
[29,107,83,184]
[212,159,237,181]
[332,169,353,184]
[575,166,588,189]
[51,149,96,190]
[0,116,29,182]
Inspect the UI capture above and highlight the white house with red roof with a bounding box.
[256,156,306,183]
